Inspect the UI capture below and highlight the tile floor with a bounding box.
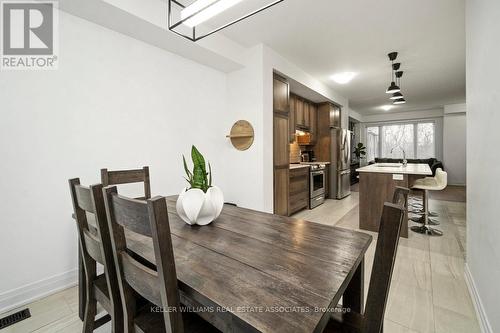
[0,187,479,333]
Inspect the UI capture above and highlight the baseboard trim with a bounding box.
[464,263,493,333]
[0,269,78,315]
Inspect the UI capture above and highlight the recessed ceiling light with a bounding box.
[380,105,394,111]
[330,72,358,84]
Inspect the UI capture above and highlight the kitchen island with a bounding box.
[356,163,432,238]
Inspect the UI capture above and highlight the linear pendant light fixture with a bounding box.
[385,51,407,105]
[168,0,286,41]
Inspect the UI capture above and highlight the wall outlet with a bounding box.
[393,174,404,181]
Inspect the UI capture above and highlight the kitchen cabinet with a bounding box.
[289,167,309,215]
[309,103,317,144]
[295,96,305,127]
[290,94,317,143]
[303,101,310,128]
[273,74,290,216]
[273,77,289,113]
[289,94,296,143]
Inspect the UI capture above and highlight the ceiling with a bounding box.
[217,0,466,115]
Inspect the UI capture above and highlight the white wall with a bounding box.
[0,11,255,312]
[466,0,500,331]
[443,104,467,185]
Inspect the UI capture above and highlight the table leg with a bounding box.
[343,258,364,314]
[78,243,86,321]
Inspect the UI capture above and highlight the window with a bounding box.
[417,123,435,158]
[366,127,379,162]
[381,124,415,158]
[366,121,436,160]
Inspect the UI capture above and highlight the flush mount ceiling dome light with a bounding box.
[168,0,286,42]
[331,72,358,84]
[380,105,394,111]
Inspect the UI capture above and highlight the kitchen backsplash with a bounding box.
[290,141,301,164]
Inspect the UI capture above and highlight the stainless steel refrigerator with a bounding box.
[330,128,352,199]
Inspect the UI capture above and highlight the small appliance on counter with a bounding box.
[300,150,315,162]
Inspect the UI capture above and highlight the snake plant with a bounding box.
[183,145,212,193]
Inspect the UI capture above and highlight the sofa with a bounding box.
[370,158,444,176]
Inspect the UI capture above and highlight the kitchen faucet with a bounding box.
[391,147,408,166]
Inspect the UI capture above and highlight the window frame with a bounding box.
[365,119,437,159]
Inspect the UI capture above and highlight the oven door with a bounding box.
[310,170,325,198]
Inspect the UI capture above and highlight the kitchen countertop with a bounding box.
[300,161,331,165]
[356,163,432,175]
[290,164,311,170]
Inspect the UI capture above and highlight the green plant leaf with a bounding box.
[184,145,211,192]
[183,155,192,178]
[208,162,212,187]
[191,145,207,174]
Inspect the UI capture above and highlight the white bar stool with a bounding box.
[410,168,447,236]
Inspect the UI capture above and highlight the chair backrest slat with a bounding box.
[107,194,152,236]
[104,186,184,333]
[101,166,151,200]
[75,185,95,214]
[362,202,405,333]
[121,252,162,306]
[83,229,104,264]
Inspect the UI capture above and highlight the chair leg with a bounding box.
[111,305,124,333]
[411,190,443,236]
[82,290,97,333]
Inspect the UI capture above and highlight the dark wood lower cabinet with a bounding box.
[274,168,289,216]
[289,167,309,215]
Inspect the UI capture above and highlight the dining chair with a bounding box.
[103,186,220,333]
[101,166,151,200]
[323,202,405,333]
[68,179,123,333]
[392,186,409,208]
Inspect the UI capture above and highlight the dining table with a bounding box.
[76,196,372,333]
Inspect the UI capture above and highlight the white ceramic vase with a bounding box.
[176,186,224,226]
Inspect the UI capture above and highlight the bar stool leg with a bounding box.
[411,190,443,236]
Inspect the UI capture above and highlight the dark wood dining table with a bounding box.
[77,196,372,333]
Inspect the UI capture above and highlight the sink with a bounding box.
[375,163,403,167]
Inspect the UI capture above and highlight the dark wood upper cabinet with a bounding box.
[289,94,296,143]
[295,96,304,127]
[290,94,317,145]
[303,102,310,128]
[309,103,317,144]
[273,77,289,114]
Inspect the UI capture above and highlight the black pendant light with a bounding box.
[390,92,404,100]
[385,52,408,104]
[392,71,406,104]
[386,82,401,94]
[386,57,401,94]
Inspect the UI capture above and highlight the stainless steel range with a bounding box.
[303,163,327,208]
